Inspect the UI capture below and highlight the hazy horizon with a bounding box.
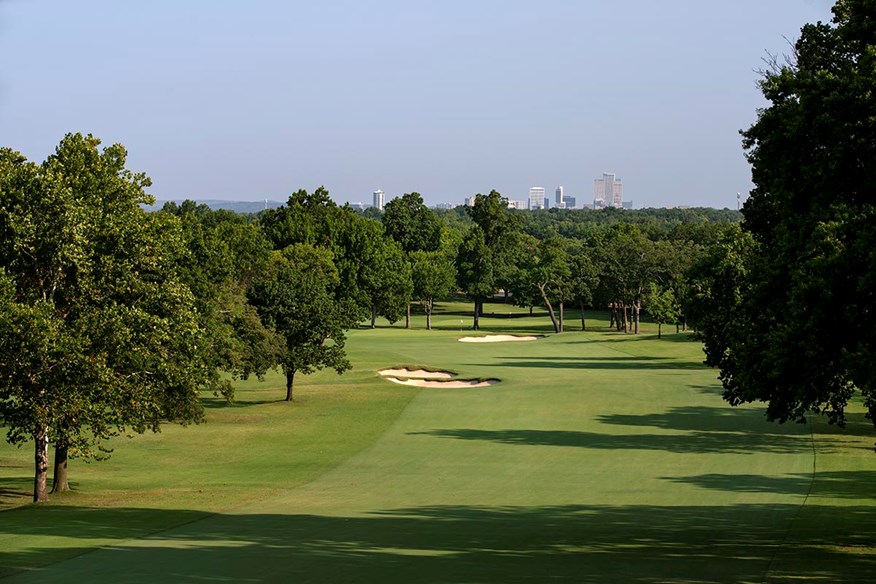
[0,1,834,208]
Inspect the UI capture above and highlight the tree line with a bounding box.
[0,136,743,503]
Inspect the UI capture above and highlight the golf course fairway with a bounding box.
[1,308,875,582]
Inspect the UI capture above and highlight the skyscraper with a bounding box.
[593,173,623,208]
[528,187,546,210]
[372,189,385,211]
[555,186,565,209]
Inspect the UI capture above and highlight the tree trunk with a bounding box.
[623,304,629,333]
[676,322,680,334]
[559,301,564,333]
[405,302,411,329]
[426,300,432,331]
[580,302,586,331]
[658,322,663,339]
[504,288,510,303]
[51,442,70,494]
[370,306,377,329]
[682,320,687,332]
[473,299,480,330]
[537,285,560,334]
[633,301,640,334]
[33,428,49,503]
[529,306,533,316]
[285,370,296,402]
[609,304,616,329]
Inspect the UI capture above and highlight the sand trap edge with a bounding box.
[458,334,544,343]
[384,377,501,389]
[378,367,456,379]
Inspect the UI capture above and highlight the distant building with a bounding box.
[593,173,624,208]
[372,189,385,211]
[433,202,454,210]
[562,195,577,209]
[465,195,477,207]
[555,186,566,209]
[348,202,365,211]
[622,201,633,210]
[507,199,528,210]
[528,187,546,210]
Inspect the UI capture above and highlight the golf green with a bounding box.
[1,308,874,582]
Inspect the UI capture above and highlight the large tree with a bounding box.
[247,244,358,402]
[382,192,440,327]
[515,237,571,333]
[0,134,210,501]
[410,250,456,330]
[700,0,876,426]
[382,192,441,254]
[163,201,281,400]
[456,191,521,329]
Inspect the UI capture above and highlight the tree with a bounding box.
[698,1,876,427]
[410,250,455,330]
[247,244,357,402]
[456,191,521,328]
[383,192,441,254]
[644,282,680,339]
[163,202,281,400]
[383,192,441,327]
[516,237,571,333]
[455,227,494,330]
[597,225,658,334]
[361,231,413,328]
[0,134,210,502]
[566,240,600,331]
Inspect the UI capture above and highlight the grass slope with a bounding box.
[1,304,875,582]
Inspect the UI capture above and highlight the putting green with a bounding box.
[1,308,875,582]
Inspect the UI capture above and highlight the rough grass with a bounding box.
[1,304,874,582]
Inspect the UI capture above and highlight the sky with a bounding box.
[0,1,835,209]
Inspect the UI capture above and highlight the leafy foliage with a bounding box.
[0,134,210,501]
[696,0,876,426]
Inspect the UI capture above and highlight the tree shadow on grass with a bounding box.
[662,471,876,500]
[1,503,874,583]
[492,356,707,371]
[409,427,822,455]
[201,397,276,410]
[597,406,779,434]
[0,477,31,509]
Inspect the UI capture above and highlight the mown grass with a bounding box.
[1,303,875,582]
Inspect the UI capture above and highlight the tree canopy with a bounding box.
[0,134,210,501]
[696,0,876,426]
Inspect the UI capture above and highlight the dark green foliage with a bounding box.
[0,134,210,501]
[383,192,441,253]
[161,201,281,399]
[456,191,522,329]
[247,244,357,401]
[696,0,876,426]
[259,187,413,324]
[410,250,455,329]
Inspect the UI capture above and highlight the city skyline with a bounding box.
[0,2,835,209]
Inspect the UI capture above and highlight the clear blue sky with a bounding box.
[0,1,835,208]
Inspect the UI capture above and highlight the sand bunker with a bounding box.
[458,334,541,343]
[384,377,500,388]
[378,368,455,379]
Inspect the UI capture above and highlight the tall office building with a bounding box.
[593,173,623,208]
[372,189,385,211]
[528,187,546,210]
[555,186,565,209]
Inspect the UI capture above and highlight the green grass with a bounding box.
[1,304,875,582]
